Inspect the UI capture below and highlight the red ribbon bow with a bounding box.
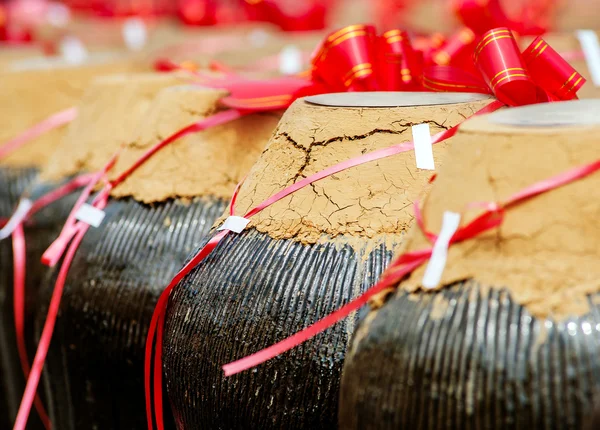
[424,27,585,106]
[164,24,584,112]
[194,24,426,112]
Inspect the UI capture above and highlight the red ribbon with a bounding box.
[424,27,585,106]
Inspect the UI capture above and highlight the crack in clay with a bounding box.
[230,98,494,247]
[280,127,414,183]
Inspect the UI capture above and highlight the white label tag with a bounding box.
[60,36,88,65]
[0,199,33,240]
[75,203,105,228]
[279,45,303,75]
[122,18,147,52]
[576,30,600,87]
[422,211,461,289]
[217,216,250,234]
[412,123,435,170]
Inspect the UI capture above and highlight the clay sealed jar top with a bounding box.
[109,85,281,203]
[399,99,600,320]
[0,55,148,168]
[40,72,193,182]
[228,92,494,246]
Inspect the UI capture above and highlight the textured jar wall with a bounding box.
[0,166,38,429]
[1,174,82,430]
[164,228,399,429]
[339,281,600,430]
[38,196,227,430]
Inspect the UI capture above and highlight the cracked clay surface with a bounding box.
[228,96,493,245]
[109,86,280,203]
[41,73,192,182]
[399,114,600,320]
[0,58,145,168]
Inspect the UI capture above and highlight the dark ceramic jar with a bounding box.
[339,101,600,430]
[162,92,492,429]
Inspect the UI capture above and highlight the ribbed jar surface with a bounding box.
[0,166,38,429]
[339,281,600,430]
[164,228,399,429]
[38,196,227,430]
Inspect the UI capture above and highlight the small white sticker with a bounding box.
[422,211,461,289]
[576,30,600,87]
[217,216,250,234]
[60,36,88,65]
[412,123,435,170]
[0,199,33,240]
[279,45,303,75]
[122,18,147,52]
[75,203,105,228]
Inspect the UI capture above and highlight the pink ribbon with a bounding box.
[0,107,78,161]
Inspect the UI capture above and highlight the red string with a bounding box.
[0,108,78,161]
[144,100,505,429]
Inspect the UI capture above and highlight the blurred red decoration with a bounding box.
[0,1,34,43]
[177,0,244,26]
[91,0,175,17]
[244,0,332,31]
[453,0,558,35]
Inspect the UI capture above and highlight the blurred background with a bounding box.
[1,0,598,57]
